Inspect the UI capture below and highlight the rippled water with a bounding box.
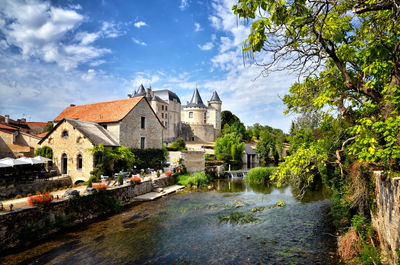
[0,179,339,265]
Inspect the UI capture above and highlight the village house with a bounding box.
[53,96,164,149]
[37,96,164,183]
[0,123,41,158]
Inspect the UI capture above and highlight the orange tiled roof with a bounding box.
[26,122,51,126]
[0,123,18,131]
[36,132,49,138]
[54,97,144,123]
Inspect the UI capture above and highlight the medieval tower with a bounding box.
[181,88,222,142]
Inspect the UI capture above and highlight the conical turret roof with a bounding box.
[210,91,221,102]
[136,84,146,96]
[186,88,206,108]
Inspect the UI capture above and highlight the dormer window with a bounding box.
[62,130,69,138]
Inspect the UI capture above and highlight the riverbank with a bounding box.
[0,175,176,252]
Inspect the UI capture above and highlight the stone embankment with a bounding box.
[372,172,400,265]
[0,176,176,252]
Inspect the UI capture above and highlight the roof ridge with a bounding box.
[66,96,144,108]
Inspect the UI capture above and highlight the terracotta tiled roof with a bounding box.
[54,97,144,123]
[36,132,49,138]
[26,122,51,126]
[0,123,18,131]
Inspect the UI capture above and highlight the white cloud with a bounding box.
[101,21,124,38]
[134,21,147,28]
[179,0,189,10]
[130,73,161,89]
[0,0,113,70]
[132,38,147,46]
[198,42,214,51]
[194,22,202,32]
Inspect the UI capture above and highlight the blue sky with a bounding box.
[0,0,296,132]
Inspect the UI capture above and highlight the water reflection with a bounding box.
[0,178,339,265]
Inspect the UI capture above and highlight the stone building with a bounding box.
[242,144,259,170]
[129,85,181,142]
[54,96,164,149]
[181,89,222,142]
[0,123,41,158]
[38,119,119,183]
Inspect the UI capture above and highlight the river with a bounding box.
[1,178,339,265]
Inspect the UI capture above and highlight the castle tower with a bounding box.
[208,90,222,137]
[182,88,208,125]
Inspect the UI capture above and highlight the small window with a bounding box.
[76,136,83,144]
[48,137,54,144]
[165,113,168,119]
[141,117,145,129]
[140,137,145,149]
[166,106,168,111]
[189,112,193,118]
[165,121,168,127]
[162,105,164,111]
[77,154,82,170]
[162,113,164,119]
[62,130,69,138]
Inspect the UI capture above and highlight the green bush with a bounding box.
[118,174,123,185]
[130,148,166,169]
[87,176,95,188]
[167,137,187,151]
[244,167,276,184]
[177,172,210,187]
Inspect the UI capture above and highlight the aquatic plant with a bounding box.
[250,200,286,212]
[177,172,210,187]
[244,167,276,184]
[28,193,53,206]
[219,212,260,224]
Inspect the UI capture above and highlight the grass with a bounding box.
[177,172,211,187]
[244,167,277,184]
[219,212,260,224]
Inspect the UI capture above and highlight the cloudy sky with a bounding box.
[0,0,296,132]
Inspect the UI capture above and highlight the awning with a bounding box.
[0,157,29,167]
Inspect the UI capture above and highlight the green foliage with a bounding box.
[215,132,245,162]
[43,123,53,132]
[177,172,211,187]
[167,137,186,151]
[118,174,123,185]
[34,146,53,159]
[244,167,276,184]
[87,176,94,188]
[130,148,166,169]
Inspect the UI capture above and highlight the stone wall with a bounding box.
[372,172,400,265]
[0,179,161,251]
[168,151,205,173]
[119,99,163,149]
[43,120,95,183]
[0,177,72,200]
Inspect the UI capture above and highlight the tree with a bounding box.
[221,110,240,128]
[233,0,400,168]
[256,130,279,165]
[35,146,53,159]
[215,132,245,162]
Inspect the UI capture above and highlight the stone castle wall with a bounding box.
[372,172,400,265]
[168,151,205,173]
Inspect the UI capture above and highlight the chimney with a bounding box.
[4,115,9,124]
[70,104,76,107]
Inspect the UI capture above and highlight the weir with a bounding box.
[224,170,249,178]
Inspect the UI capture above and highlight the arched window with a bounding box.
[62,130,69,138]
[77,154,82,170]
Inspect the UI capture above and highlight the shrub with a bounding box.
[87,176,95,188]
[92,183,108,191]
[28,193,53,206]
[130,176,141,184]
[177,172,210,187]
[167,137,186,151]
[130,148,166,169]
[244,167,276,184]
[157,170,161,177]
[118,174,123,185]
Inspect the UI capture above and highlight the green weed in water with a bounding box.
[219,212,260,224]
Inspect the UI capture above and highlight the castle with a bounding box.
[129,85,222,143]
